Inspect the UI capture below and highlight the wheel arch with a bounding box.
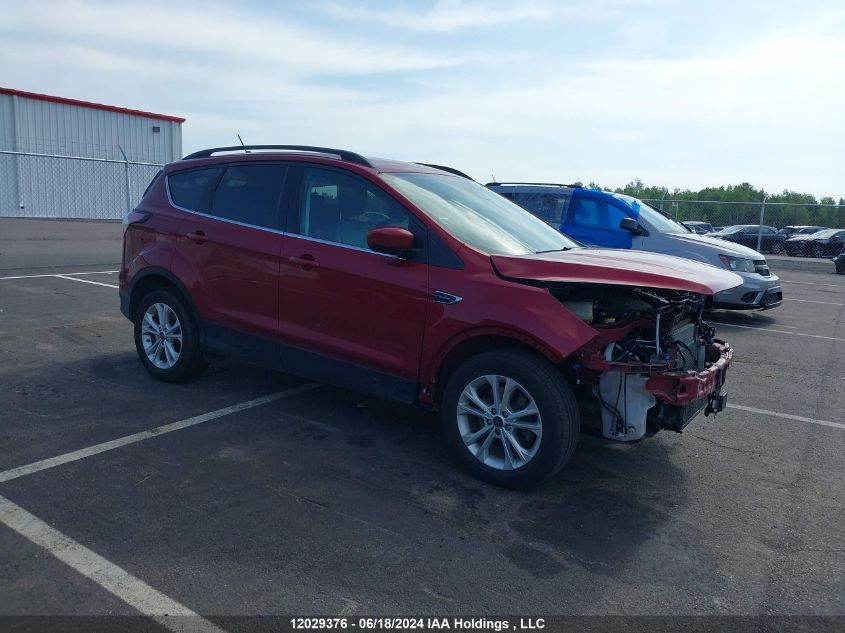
[427,331,564,410]
[127,268,204,342]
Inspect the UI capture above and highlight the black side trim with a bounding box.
[428,231,464,269]
[284,344,417,404]
[202,320,417,405]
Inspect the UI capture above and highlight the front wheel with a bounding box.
[769,241,783,254]
[441,350,579,488]
[811,245,825,258]
[134,289,206,382]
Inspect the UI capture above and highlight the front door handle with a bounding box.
[289,254,319,271]
[186,230,208,244]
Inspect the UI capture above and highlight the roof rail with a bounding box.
[486,182,579,188]
[415,163,474,180]
[182,145,372,167]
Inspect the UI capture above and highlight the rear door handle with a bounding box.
[186,230,208,244]
[289,255,319,271]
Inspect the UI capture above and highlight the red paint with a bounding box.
[646,342,732,405]
[280,234,429,381]
[491,249,742,295]
[0,87,186,123]
[367,226,415,253]
[121,151,733,410]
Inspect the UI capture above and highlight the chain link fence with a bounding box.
[642,197,845,255]
[0,150,162,220]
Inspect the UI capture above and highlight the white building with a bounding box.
[0,87,184,219]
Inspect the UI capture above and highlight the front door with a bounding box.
[560,192,634,248]
[278,165,430,401]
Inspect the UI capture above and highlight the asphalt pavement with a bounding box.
[0,219,842,631]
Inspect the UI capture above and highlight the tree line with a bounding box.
[573,179,845,229]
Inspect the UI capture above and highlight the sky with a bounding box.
[1,0,844,198]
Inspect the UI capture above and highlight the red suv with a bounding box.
[120,145,739,487]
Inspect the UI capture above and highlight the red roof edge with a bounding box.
[0,87,186,123]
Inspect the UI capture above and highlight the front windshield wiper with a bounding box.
[536,247,577,254]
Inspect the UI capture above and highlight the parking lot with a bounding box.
[0,220,843,628]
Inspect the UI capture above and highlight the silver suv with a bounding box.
[487,183,782,310]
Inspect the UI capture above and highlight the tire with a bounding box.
[441,350,579,488]
[769,241,783,254]
[134,288,206,382]
[811,245,825,259]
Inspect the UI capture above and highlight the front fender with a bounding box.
[418,278,599,404]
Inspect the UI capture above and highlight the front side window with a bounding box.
[298,167,411,250]
[168,167,219,212]
[612,194,690,234]
[210,163,287,229]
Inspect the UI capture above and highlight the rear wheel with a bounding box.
[811,244,825,258]
[441,350,579,488]
[134,289,206,382]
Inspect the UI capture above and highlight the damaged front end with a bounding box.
[553,284,731,442]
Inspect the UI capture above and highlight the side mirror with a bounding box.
[367,226,416,257]
[619,217,645,235]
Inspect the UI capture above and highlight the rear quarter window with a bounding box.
[168,167,220,211]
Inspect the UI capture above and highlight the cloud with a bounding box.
[319,0,660,33]
[2,0,466,75]
[321,0,556,33]
[1,0,843,197]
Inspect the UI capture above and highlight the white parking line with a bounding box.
[0,495,226,633]
[0,384,319,484]
[54,274,119,289]
[781,280,842,288]
[0,270,118,280]
[713,323,845,342]
[785,298,845,307]
[728,404,845,431]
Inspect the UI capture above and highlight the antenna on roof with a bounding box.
[237,134,249,153]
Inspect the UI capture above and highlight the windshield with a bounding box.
[611,194,691,234]
[382,173,580,255]
[808,229,838,238]
[714,226,743,234]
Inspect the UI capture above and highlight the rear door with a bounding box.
[561,191,634,248]
[172,162,288,363]
[277,165,430,400]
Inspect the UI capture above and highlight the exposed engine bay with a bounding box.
[550,283,730,442]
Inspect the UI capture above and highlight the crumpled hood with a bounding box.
[491,248,743,296]
[679,232,764,257]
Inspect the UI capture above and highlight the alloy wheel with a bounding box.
[141,302,183,369]
[456,375,542,470]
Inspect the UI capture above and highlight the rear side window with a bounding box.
[511,192,570,225]
[210,164,288,229]
[168,167,219,211]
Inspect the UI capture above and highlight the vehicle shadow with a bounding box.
[704,309,779,327]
